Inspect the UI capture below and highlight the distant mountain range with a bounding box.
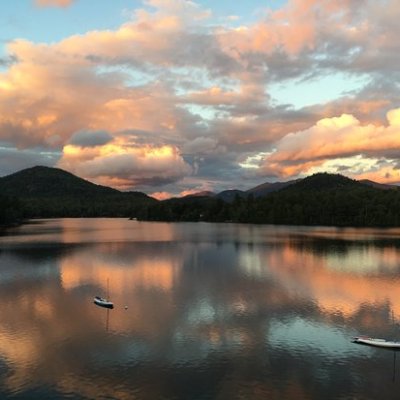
[1,166,399,226]
[143,172,400,226]
[182,174,398,202]
[1,165,398,202]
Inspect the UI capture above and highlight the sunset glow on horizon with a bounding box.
[1,0,400,198]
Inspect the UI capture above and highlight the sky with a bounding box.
[1,0,400,199]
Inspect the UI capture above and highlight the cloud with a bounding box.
[1,0,400,194]
[0,145,60,177]
[182,136,224,155]
[57,133,193,189]
[69,131,113,147]
[0,55,17,68]
[150,191,173,200]
[261,108,400,182]
[34,0,75,7]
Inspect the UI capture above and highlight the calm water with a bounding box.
[1,219,400,399]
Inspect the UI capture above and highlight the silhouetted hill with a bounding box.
[279,173,362,193]
[246,179,300,197]
[216,190,247,203]
[144,172,400,227]
[0,166,156,218]
[0,166,120,197]
[2,167,400,227]
[359,179,397,190]
[237,175,397,199]
[255,173,400,226]
[178,175,396,204]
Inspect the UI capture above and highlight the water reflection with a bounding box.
[1,219,400,399]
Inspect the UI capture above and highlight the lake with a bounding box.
[1,218,400,399]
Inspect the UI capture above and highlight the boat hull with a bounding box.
[94,297,114,309]
[353,336,400,349]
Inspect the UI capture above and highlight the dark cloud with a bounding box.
[0,54,17,68]
[0,144,61,177]
[69,131,113,147]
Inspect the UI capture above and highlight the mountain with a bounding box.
[0,166,156,218]
[212,179,302,202]
[244,175,398,198]
[144,172,400,227]
[175,175,397,204]
[359,179,398,190]
[253,172,400,226]
[216,189,247,203]
[0,166,119,197]
[246,179,300,197]
[278,172,363,192]
[2,166,400,226]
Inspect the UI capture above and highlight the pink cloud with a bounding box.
[150,191,173,200]
[35,0,75,7]
[1,0,400,192]
[217,0,332,57]
[261,108,400,181]
[57,134,192,189]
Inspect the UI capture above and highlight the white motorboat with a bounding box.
[353,336,400,349]
[94,295,114,309]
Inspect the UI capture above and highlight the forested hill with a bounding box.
[0,166,119,197]
[142,173,400,227]
[0,166,156,220]
[281,172,360,191]
[258,173,399,226]
[1,167,400,227]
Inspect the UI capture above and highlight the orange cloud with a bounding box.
[150,191,174,200]
[35,0,75,7]
[0,0,211,152]
[261,108,400,181]
[57,134,192,189]
[0,36,190,147]
[1,0,400,192]
[350,167,400,185]
[217,0,351,57]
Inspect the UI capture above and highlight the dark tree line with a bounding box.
[18,194,154,219]
[0,195,24,226]
[138,185,400,227]
[2,172,400,228]
[0,193,154,226]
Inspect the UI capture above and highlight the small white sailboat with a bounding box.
[94,279,114,309]
[353,336,400,349]
[94,295,114,309]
